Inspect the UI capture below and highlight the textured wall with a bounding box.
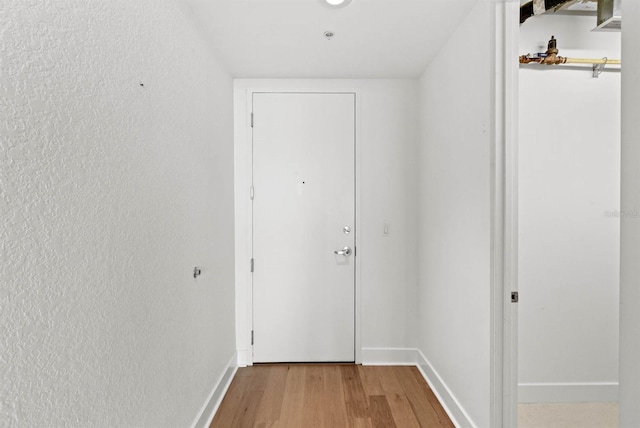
[0,1,235,426]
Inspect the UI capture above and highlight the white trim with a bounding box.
[502,1,520,426]
[354,90,362,364]
[233,85,255,366]
[360,348,417,366]
[518,382,619,403]
[489,2,506,423]
[416,350,476,428]
[191,353,238,428]
[490,1,519,427]
[236,349,250,367]
[234,81,362,366]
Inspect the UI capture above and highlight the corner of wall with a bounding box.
[416,350,477,428]
[192,353,239,428]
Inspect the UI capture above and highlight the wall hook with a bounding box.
[193,267,202,278]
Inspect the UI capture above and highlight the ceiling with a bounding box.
[179,0,478,78]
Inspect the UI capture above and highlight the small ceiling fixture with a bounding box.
[324,31,335,40]
[324,0,352,8]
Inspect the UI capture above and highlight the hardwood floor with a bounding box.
[210,364,454,428]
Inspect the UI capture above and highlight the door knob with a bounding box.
[334,247,352,256]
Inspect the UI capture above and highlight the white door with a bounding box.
[252,92,356,363]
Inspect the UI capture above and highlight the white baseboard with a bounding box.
[416,350,475,428]
[192,353,238,428]
[518,382,619,403]
[360,347,418,365]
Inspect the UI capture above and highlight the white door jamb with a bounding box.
[490,2,519,427]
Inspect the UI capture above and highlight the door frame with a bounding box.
[234,83,361,366]
[491,1,520,427]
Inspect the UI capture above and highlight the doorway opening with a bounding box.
[517,11,621,428]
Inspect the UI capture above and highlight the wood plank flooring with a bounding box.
[211,364,454,428]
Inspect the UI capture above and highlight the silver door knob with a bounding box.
[334,247,352,256]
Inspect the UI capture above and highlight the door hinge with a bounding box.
[251,330,254,345]
[250,185,254,200]
[251,112,254,128]
[250,258,254,273]
[511,291,519,303]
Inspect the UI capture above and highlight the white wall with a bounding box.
[0,2,235,426]
[620,1,640,425]
[417,2,494,426]
[233,79,419,364]
[518,15,621,403]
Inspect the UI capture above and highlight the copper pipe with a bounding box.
[519,35,621,66]
[519,54,567,65]
[520,56,621,65]
[565,57,620,65]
